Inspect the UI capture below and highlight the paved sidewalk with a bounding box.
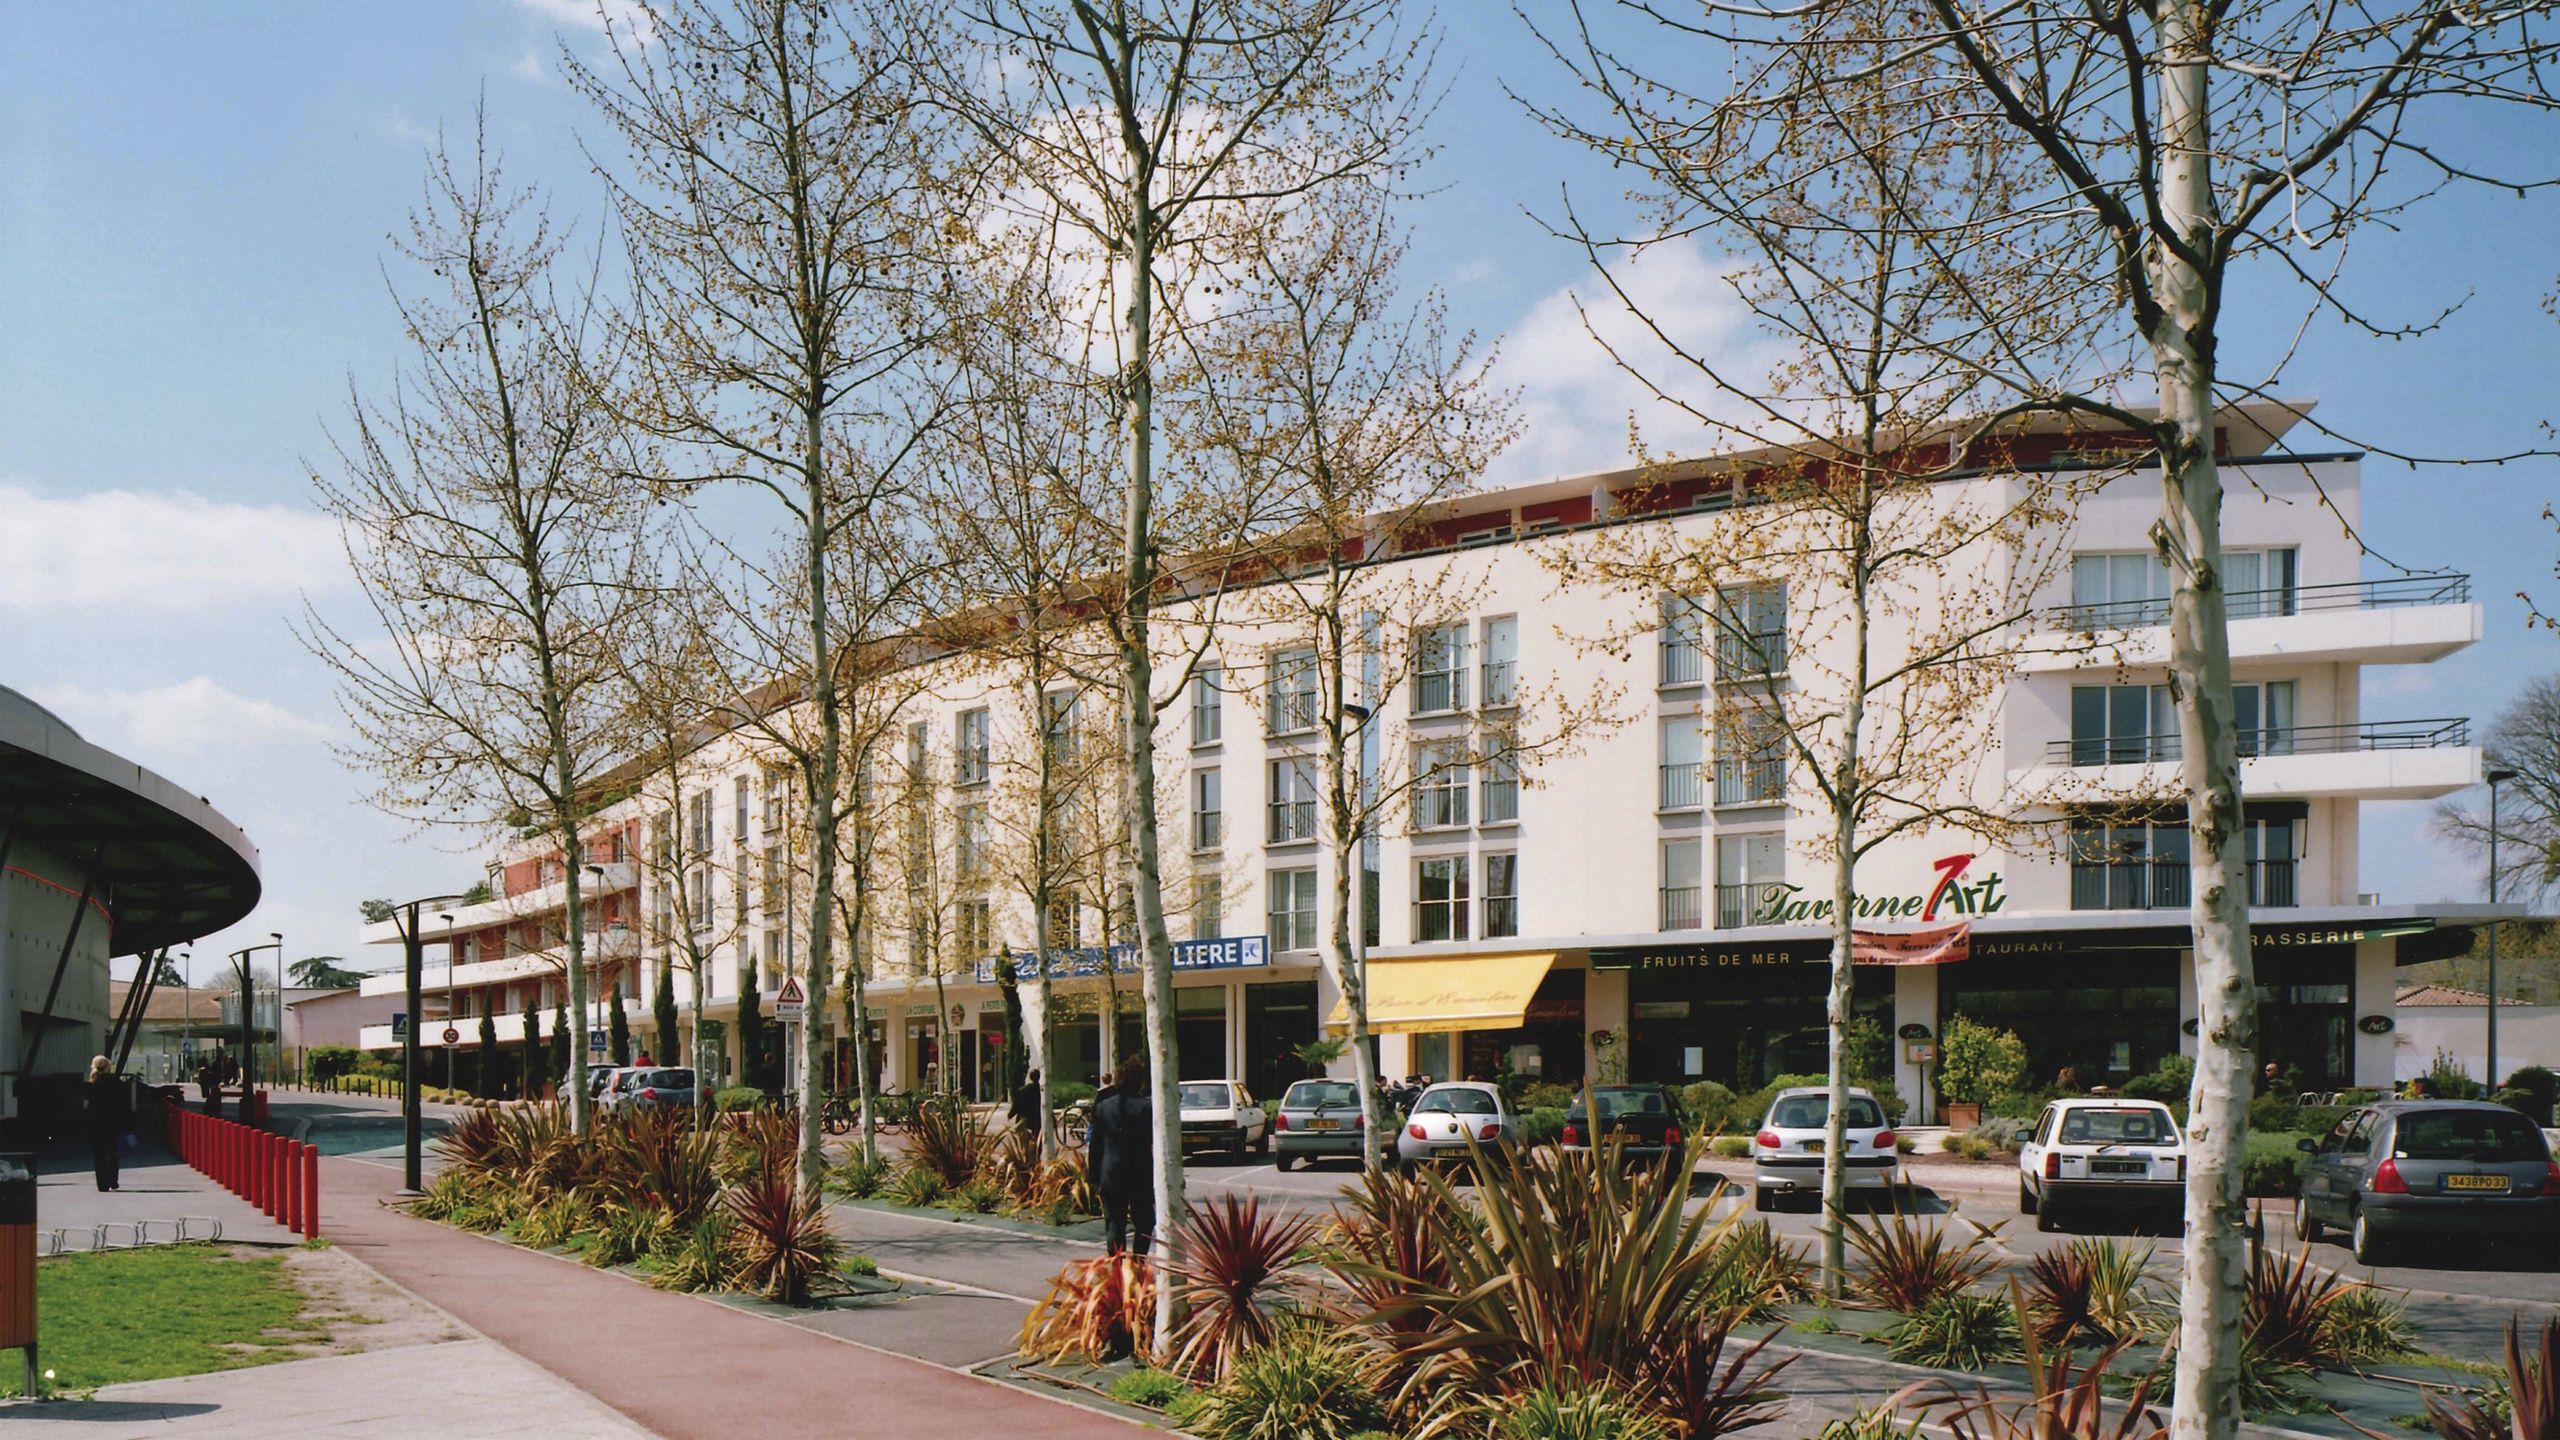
[318,1154,1156,1439]
[30,1141,303,1251]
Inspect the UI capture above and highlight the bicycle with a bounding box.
[1052,1098,1093,1152]
[819,1090,858,1137]
[873,1088,919,1135]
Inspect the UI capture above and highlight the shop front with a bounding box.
[1610,940,1892,1091]
[1326,952,1581,1086]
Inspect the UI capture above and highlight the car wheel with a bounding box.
[1274,1151,1295,1173]
[2036,1195,2063,1233]
[2019,1179,2039,1216]
[1254,1127,1269,1155]
[2351,1208,2387,1266]
[2292,1194,2324,1244]
[1753,1186,1774,1213]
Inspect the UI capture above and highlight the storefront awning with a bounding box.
[1326,953,1557,1036]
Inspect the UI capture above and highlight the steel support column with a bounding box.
[18,850,103,1086]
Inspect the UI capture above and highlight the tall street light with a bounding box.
[232,933,281,1114]
[388,894,464,1194]
[2487,767,2516,1088]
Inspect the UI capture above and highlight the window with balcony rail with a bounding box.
[1193,663,1224,747]
[1714,584,1787,683]
[1717,833,1784,928]
[1715,712,1786,806]
[1481,615,1519,708]
[1268,649,1319,735]
[1480,744,1519,823]
[1268,758,1318,843]
[1660,717,1704,810]
[1661,838,1703,930]
[1268,868,1319,951]
[1414,622,1469,714]
[2066,547,2298,629]
[1192,875,1224,941]
[2069,682,2297,765]
[1191,767,1223,852]
[1416,855,1471,942]
[1660,595,1706,687]
[1414,746,1470,829]
[955,708,990,787]
[1484,853,1519,938]
[954,805,989,881]
[2069,811,2301,910]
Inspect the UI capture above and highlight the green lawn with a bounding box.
[0,1245,323,1396]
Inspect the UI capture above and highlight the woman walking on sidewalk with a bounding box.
[85,1055,126,1191]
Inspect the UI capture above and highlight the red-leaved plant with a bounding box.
[1167,1194,1317,1380]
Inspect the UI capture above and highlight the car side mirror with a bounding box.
[2296,1138,2316,1154]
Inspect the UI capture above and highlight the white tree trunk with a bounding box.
[1320,711,1383,1170]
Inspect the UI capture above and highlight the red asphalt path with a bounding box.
[319,1155,1154,1439]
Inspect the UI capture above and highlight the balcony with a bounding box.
[1713,882,1767,929]
[2021,717,2480,802]
[356,862,641,947]
[1660,886,1703,931]
[357,926,640,999]
[2021,573,2479,671]
[2069,858,2299,911]
[1714,757,1784,808]
[1660,762,1704,811]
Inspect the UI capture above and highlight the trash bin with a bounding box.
[0,1151,34,1393]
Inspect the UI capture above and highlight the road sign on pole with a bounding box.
[587,1027,607,1053]
[390,1013,409,1040]
[441,1026,460,1046]
[774,974,806,1021]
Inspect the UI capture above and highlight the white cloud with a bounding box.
[0,484,347,611]
[1483,239,1782,486]
[375,107,435,147]
[514,0,654,43]
[1451,255,1500,286]
[30,678,333,758]
[510,48,545,82]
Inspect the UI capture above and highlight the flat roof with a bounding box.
[0,686,262,955]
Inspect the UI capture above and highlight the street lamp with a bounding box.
[387,894,465,1194]
[2487,767,2517,1087]
[585,864,612,1074]
[232,933,282,1113]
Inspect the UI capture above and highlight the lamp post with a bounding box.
[388,894,464,1194]
[585,864,610,1071]
[232,934,281,1111]
[2487,767,2516,1089]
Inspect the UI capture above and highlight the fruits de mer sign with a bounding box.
[974,935,1270,985]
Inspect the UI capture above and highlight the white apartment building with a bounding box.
[357,404,2509,1115]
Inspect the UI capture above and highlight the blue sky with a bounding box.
[2,3,2551,984]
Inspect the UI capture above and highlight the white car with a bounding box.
[2018,1098,2185,1232]
[1751,1085,1900,1211]
[1177,1079,1268,1158]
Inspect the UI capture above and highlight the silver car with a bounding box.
[1751,1085,1900,1211]
[1273,1079,1366,1171]
[1395,1082,1518,1166]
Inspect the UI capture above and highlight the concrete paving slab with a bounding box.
[29,1142,304,1251]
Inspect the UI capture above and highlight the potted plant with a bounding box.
[1935,1016,2025,1130]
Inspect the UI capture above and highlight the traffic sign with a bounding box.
[588,1027,607,1051]
[441,1026,460,1046]
[774,974,806,1020]
[391,1013,409,1040]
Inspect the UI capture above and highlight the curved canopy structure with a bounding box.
[0,685,262,955]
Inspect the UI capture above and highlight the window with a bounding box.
[1267,649,1318,735]
[761,928,782,991]
[1191,768,1223,851]
[734,775,750,846]
[1660,595,1706,687]
[687,791,711,856]
[1715,709,1785,806]
[686,868,710,934]
[2069,816,2191,910]
[1191,875,1224,941]
[763,767,788,832]
[2070,681,2294,765]
[760,845,784,915]
[1716,833,1785,928]
[1046,890,1079,948]
[1715,584,1787,682]
[652,812,673,869]
[1042,690,1080,765]
[954,803,989,880]
[652,882,674,942]
[955,708,990,786]
[1480,742,1519,824]
[956,898,992,959]
[1268,758,1319,843]
[905,721,929,789]
[1193,663,1224,746]
[1480,615,1519,708]
[1415,855,1471,941]
[2071,548,2296,627]
[2245,813,2299,906]
[2223,548,2300,620]
[1268,868,1319,951]
[1414,621,1468,714]
[1660,717,1704,810]
[2234,681,2297,757]
[734,872,749,932]
[1661,839,1703,930]
[1414,746,1470,829]
[1484,853,1519,938]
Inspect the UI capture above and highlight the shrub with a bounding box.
[1908,1301,2167,1439]
[2245,1244,2350,1372]
[2420,1319,2560,1440]
[950,1178,1005,1214]
[827,1149,894,1200]
[1323,1167,1465,1347]
[1701,1219,1812,1323]
[1846,1206,1999,1313]
[715,1085,768,1112]
[1021,1255,1155,1364]
[308,1045,361,1083]
[2026,1238,2153,1346]
[648,1212,739,1293]
[1109,1370,1194,1410]
[1520,1107,1567,1147]
[611,1107,722,1226]
[1488,1382,1673,1440]
[513,1192,594,1250]
[840,1253,879,1278]
[883,1166,948,1209]
[2122,1055,2194,1104]
[1167,1194,1318,1382]
[2242,1131,2308,1196]
[1890,1292,2023,1370]
[905,1096,994,1187]
[1938,1018,2027,1106]
[1896,1133,1917,1154]
[1680,1082,1739,1132]
[1189,1322,1390,1440]
[1047,1080,1096,1108]
[1522,1082,1578,1112]
[2428,1050,2485,1100]
[2505,1066,2558,1125]
[1939,1134,1993,1161]
[2322,1283,2415,1365]
[726,1171,840,1305]
[586,1203,674,1269]
[2248,1092,2301,1133]
[1964,1117,2033,1153]
[1816,1410,1927,1440]
[1711,1135,1752,1159]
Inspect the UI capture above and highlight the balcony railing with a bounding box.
[1660,762,1704,810]
[1713,882,1764,929]
[2070,858,2298,911]
[2050,717,2469,767]
[1715,757,1785,806]
[1661,886,1703,931]
[2047,572,2470,632]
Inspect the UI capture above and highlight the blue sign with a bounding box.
[975,935,1269,985]
[390,1012,410,1040]
[588,1027,608,1052]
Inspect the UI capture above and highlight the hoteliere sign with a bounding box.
[972,934,1270,985]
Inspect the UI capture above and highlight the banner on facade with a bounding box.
[974,934,1270,985]
[1850,920,1971,966]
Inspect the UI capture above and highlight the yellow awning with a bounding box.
[1326,953,1558,1036]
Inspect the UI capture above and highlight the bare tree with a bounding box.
[567,0,957,1191]
[2434,675,2560,912]
[305,117,642,1138]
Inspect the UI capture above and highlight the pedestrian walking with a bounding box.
[1087,1055,1156,1256]
[85,1055,126,1192]
[197,1060,222,1117]
[1009,1068,1043,1134]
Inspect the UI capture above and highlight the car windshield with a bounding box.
[2058,1108,2176,1144]
[1767,1095,1885,1130]
[1285,1082,1357,1109]
[1418,1087,1496,1116]
[2391,1108,2548,1162]
[1593,1089,1669,1120]
[643,1070,692,1089]
[1179,1084,1232,1109]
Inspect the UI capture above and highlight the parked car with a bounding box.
[1273,1078,1366,1171]
[1177,1080,1268,1158]
[567,1065,637,1109]
[2018,1098,2184,1232]
[1751,1085,1898,1211]
[616,1067,700,1113]
[2294,1100,2560,1264]
[1396,1082,1519,1166]
[1561,1084,1688,1164]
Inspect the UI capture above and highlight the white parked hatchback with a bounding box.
[1751,1086,1900,1211]
[2018,1097,2185,1232]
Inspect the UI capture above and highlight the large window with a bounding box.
[1191,875,1224,941]
[1414,745,1470,829]
[2072,806,2302,910]
[1480,616,1519,708]
[1484,853,1519,938]
[1480,741,1519,824]
[1193,662,1224,746]
[1191,768,1223,852]
[1416,855,1471,941]
[1660,595,1706,687]
[955,708,990,787]
[2069,547,2296,627]
[1661,838,1703,930]
[1268,649,1318,735]
[1042,690,1081,766]
[763,767,787,833]
[1716,833,1785,928]
[1715,584,1787,682]
[1268,758,1319,843]
[761,844,785,914]
[954,804,989,881]
[904,722,929,789]
[1268,868,1319,951]
[1660,716,1705,810]
[956,899,991,959]
[2070,681,2296,764]
[734,775,750,845]
[687,791,711,856]
[1715,709,1786,806]
[1414,622,1468,714]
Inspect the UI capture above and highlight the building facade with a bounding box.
[359,406,2509,1115]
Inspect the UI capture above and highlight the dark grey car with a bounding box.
[2293,1100,2560,1265]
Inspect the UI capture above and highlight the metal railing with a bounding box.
[1660,762,1704,810]
[1661,886,1703,931]
[1267,798,1317,843]
[2070,858,2298,911]
[2048,572,2469,632]
[1716,756,1786,806]
[2049,717,2469,766]
[1714,882,1764,929]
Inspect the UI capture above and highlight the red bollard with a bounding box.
[255,1132,271,1218]
[264,1133,280,1220]
[301,1143,319,1240]
[273,1134,288,1225]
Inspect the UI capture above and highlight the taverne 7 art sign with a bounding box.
[1745,853,2008,927]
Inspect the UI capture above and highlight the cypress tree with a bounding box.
[653,965,679,1065]
[476,1005,499,1099]
[607,969,631,1066]
[520,997,542,1098]
[553,999,570,1082]
[737,980,764,1092]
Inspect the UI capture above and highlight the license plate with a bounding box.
[1305,1118,1339,1131]
[2093,1161,2145,1175]
[1802,1140,1824,1154]
[2444,1173,2511,1193]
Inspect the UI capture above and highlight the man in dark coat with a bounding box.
[1009,1068,1043,1135]
[1086,1056,1156,1256]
